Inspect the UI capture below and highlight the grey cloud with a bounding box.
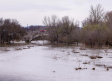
[0,3,70,12]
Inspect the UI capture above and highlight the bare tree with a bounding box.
[89,4,104,25]
[43,15,61,44]
[81,4,106,47]
[105,11,112,28]
[43,15,80,45]
[60,16,79,44]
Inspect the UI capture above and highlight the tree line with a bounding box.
[43,4,112,47]
[1,4,112,47]
[82,4,112,47]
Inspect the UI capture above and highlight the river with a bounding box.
[0,40,112,81]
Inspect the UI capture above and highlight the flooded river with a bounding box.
[0,41,112,81]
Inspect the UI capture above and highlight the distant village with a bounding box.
[24,25,47,32]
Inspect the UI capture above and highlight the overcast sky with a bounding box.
[0,0,111,27]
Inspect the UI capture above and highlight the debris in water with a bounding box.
[53,71,55,73]
[75,68,78,70]
[62,50,65,52]
[92,68,95,70]
[83,62,90,64]
[90,56,97,59]
[4,49,10,51]
[83,68,87,69]
[73,52,80,53]
[81,54,88,56]
[23,47,28,49]
[107,68,109,71]
[80,47,87,50]
[15,48,22,50]
[96,56,103,58]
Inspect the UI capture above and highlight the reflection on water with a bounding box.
[0,41,112,81]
